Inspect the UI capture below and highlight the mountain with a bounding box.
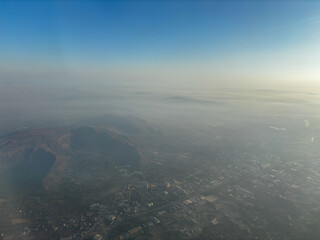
[0,125,141,192]
[165,95,221,104]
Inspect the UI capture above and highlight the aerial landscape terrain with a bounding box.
[1,0,320,239]
[0,87,320,240]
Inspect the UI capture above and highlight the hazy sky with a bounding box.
[1,0,320,90]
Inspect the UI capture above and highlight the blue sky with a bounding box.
[1,0,320,89]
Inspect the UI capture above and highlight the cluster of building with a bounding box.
[2,147,320,240]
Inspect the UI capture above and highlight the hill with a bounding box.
[0,125,141,193]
